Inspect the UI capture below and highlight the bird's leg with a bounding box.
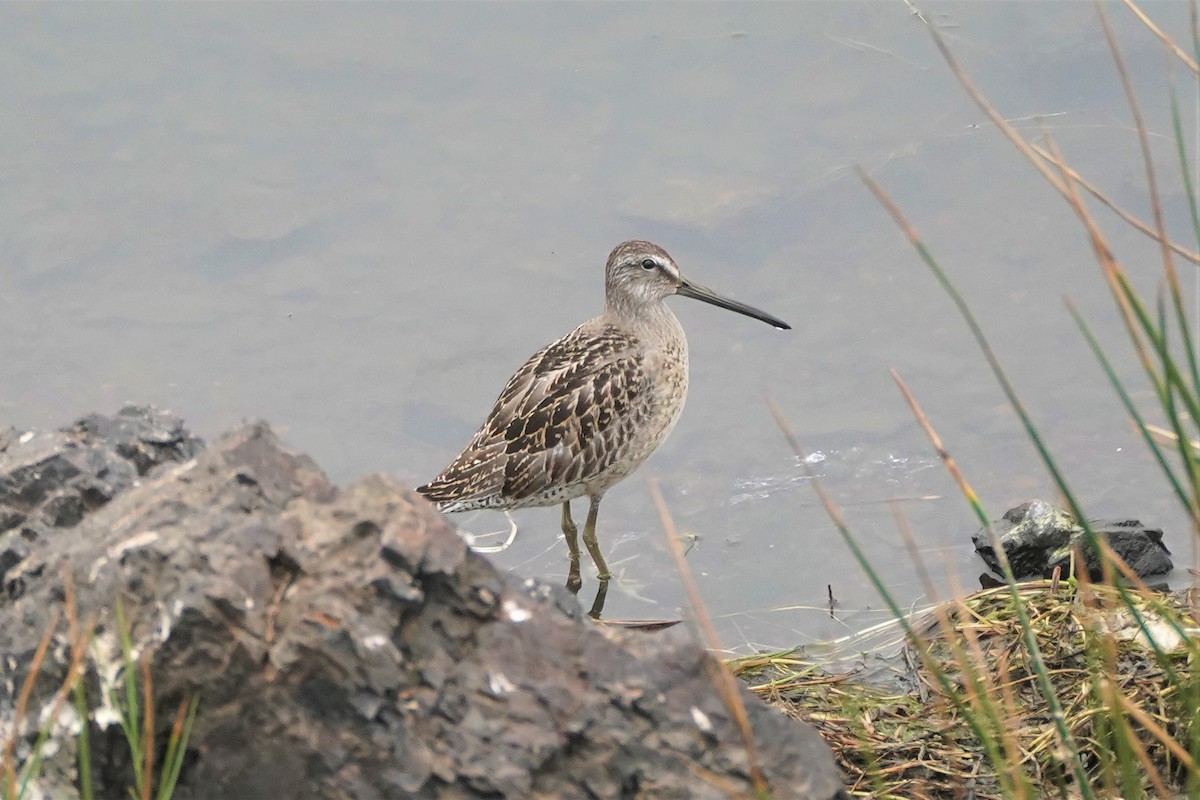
[587,578,609,620]
[561,501,582,593]
[561,501,582,559]
[583,495,612,580]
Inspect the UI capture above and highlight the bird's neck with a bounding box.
[604,297,675,327]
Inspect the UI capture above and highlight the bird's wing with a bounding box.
[418,324,648,506]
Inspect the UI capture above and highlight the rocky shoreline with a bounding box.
[0,406,847,800]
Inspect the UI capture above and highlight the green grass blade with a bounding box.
[1187,667,1200,796]
[1112,270,1200,429]
[1068,300,1197,521]
[1155,291,1200,520]
[73,679,94,800]
[114,597,144,789]
[16,714,57,800]
[1192,0,1200,83]
[155,693,198,800]
[1168,79,1200,254]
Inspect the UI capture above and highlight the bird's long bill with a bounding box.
[676,280,792,330]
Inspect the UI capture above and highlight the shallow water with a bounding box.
[2,2,1195,651]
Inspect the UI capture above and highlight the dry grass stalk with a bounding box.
[649,481,769,797]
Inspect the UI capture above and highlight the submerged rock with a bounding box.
[972,499,1173,580]
[0,408,847,800]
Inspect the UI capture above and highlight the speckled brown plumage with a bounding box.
[418,240,789,583]
[418,322,677,510]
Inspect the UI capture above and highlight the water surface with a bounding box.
[2,2,1195,651]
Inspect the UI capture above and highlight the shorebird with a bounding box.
[417,240,789,585]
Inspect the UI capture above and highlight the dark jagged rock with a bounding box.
[0,411,847,800]
[0,405,204,587]
[972,499,1173,581]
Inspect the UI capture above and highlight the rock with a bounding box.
[0,405,204,587]
[0,411,847,800]
[972,500,1173,580]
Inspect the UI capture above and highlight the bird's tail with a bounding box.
[415,479,456,510]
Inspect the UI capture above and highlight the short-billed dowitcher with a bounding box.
[418,240,789,585]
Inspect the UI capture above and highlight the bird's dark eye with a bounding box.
[641,259,657,270]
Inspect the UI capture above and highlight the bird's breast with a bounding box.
[647,336,689,438]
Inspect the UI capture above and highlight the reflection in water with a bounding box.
[455,509,611,619]
[579,576,683,631]
[456,511,519,554]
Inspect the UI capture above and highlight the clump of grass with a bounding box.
[735,579,1198,799]
[106,596,199,800]
[1,575,198,800]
